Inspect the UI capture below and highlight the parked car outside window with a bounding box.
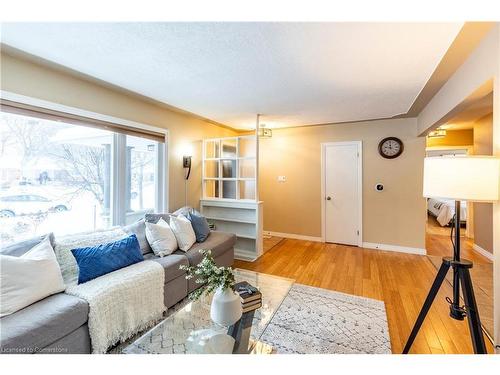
[0,194,71,218]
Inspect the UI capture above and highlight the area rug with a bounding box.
[114,283,392,354]
[260,284,392,354]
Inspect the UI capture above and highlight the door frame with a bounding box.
[425,146,474,238]
[320,141,363,246]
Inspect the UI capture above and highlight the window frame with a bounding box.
[0,90,169,227]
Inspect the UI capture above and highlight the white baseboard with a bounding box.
[472,243,494,261]
[362,242,427,255]
[264,231,323,242]
[265,233,426,255]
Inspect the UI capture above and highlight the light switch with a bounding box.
[278,176,286,182]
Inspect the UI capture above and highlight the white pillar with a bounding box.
[492,24,500,352]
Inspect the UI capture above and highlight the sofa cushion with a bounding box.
[145,213,171,224]
[71,234,144,284]
[0,233,55,257]
[1,237,66,317]
[123,219,152,255]
[145,253,189,283]
[188,210,211,242]
[175,231,236,266]
[0,293,89,353]
[171,206,193,217]
[145,206,193,225]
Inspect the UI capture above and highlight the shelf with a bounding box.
[204,156,255,161]
[202,135,262,262]
[201,198,261,207]
[238,156,256,160]
[235,234,257,240]
[203,178,255,181]
[203,177,237,181]
[205,216,256,224]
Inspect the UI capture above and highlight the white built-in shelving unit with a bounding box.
[201,132,263,261]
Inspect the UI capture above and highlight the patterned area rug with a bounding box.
[115,283,391,354]
[260,284,391,354]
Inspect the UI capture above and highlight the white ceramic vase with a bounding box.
[210,286,242,327]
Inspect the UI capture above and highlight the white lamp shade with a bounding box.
[423,156,500,202]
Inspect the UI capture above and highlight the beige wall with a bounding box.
[473,113,494,253]
[426,129,473,147]
[259,118,426,249]
[0,52,237,211]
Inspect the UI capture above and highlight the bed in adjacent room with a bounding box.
[427,198,467,227]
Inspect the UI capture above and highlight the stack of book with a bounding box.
[234,281,262,313]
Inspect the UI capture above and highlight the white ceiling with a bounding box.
[1,22,463,129]
[443,93,493,130]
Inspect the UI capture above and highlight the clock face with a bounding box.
[379,137,404,159]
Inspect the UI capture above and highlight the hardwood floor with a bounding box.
[263,235,284,252]
[425,214,494,339]
[234,238,495,354]
[425,215,489,264]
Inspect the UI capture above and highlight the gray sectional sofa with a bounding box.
[0,214,236,354]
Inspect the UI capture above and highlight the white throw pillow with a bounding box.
[0,237,65,317]
[169,214,196,252]
[145,218,178,257]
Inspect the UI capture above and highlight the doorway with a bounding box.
[321,141,362,246]
[424,92,494,341]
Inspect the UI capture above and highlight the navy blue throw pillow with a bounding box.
[188,211,211,242]
[71,234,144,284]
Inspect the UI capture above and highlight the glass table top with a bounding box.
[123,269,294,354]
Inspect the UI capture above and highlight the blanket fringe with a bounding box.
[102,311,165,354]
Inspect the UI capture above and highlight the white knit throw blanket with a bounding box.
[66,260,165,354]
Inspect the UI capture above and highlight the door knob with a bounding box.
[326,196,332,200]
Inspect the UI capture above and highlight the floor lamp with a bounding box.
[403,156,500,354]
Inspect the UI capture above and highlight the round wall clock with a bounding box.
[378,137,404,159]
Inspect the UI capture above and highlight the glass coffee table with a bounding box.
[123,269,293,354]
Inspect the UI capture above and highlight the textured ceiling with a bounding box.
[1,22,463,129]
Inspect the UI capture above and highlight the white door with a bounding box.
[323,142,361,246]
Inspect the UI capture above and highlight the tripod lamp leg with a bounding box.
[458,267,487,354]
[402,261,450,354]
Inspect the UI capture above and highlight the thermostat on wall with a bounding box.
[375,183,384,192]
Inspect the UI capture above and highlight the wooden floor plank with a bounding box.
[234,238,494,354]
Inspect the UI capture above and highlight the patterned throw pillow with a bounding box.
[71,234,144,284]
[53,228,127,286]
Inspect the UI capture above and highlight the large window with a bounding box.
[0,109,166,246]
